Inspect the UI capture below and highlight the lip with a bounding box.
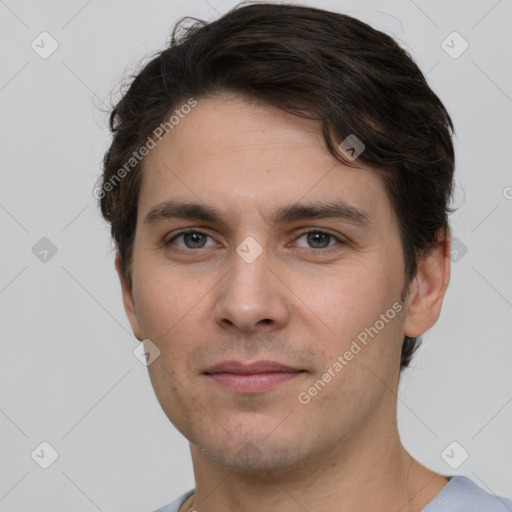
[204,360,306,393]
[205,360,301,374]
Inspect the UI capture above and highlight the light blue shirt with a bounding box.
[153,476,512,512]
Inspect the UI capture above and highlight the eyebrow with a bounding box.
[143,199,371,229]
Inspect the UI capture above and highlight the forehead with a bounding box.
[138,93,394,227]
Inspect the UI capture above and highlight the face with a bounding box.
[118,92,442,473]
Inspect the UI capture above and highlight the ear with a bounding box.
[402,231,451,338]
[115,252,142,341]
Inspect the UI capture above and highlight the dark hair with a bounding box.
[97,1,455,370]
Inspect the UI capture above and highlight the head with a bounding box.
[97,2,454,472]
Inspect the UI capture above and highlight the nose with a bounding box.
[213,245,290,332]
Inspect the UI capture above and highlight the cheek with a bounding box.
[135,272,200,419]
[303,264,396,335]
[302,264,405,389]
[132,263,206,340]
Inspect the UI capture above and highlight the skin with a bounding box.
[116,92,451,512]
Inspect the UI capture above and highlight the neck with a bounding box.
[181,410,448,512]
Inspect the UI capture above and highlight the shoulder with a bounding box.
[423,476,512,511]
[152,489,195,512]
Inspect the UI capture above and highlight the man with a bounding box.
[97,2,512,511]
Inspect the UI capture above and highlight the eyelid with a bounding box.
[295,227,344,240]
[292,228,346,251]
[166,227,346,252]
[166,228,218,247]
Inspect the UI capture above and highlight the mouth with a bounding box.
[204,360,307,394]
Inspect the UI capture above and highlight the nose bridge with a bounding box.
[214,240,289,331]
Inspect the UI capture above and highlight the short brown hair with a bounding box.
[97,2,455,369]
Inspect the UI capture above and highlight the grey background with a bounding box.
[1,0,511,510]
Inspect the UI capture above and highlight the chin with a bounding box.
[196,436,310,474]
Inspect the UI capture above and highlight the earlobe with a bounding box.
[402,232,451,338]
[114,252,142,341]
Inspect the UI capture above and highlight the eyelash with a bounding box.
[166,228,345,253]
